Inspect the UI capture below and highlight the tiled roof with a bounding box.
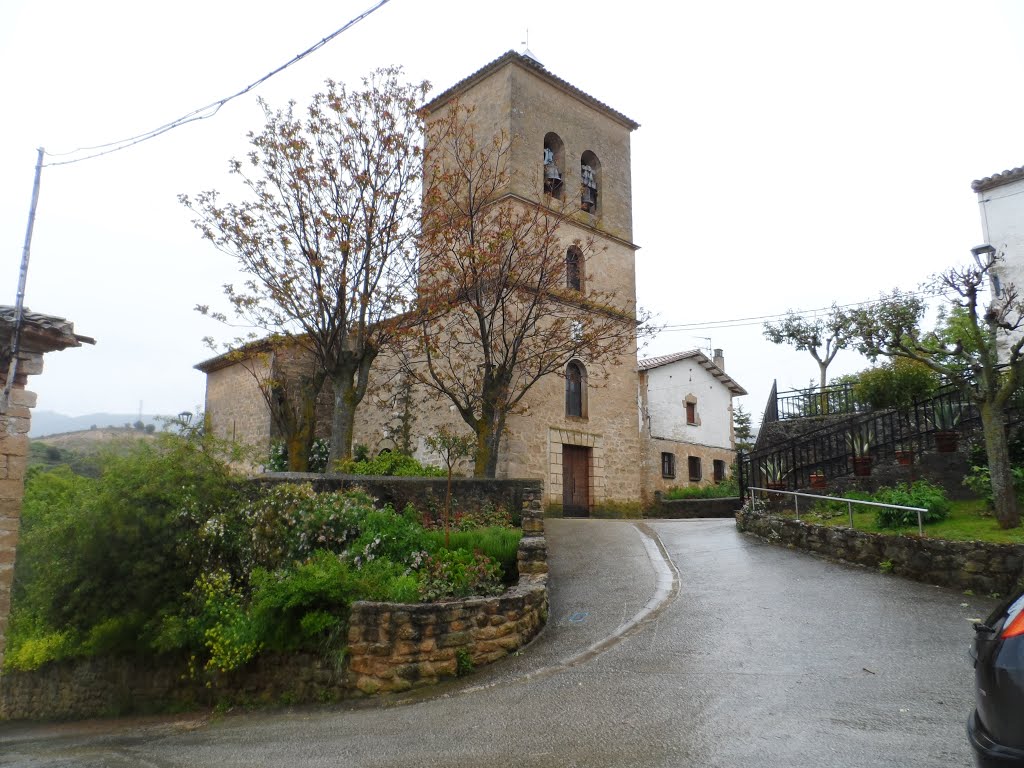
[638,348,747,396]
[0,306,94,350]
[423,50,640,131]
[972,165,1024,193]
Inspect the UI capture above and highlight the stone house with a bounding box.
[197,51,746,512]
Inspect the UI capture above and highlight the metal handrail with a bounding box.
[747,486,927,537]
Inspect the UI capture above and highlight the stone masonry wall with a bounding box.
[0,359,37,669]
[346,484,547,694]
[736,508,1024,595]
[646,496,741,519]
[0,482,547,720]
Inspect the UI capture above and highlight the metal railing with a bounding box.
[774,382,862,421]
[741,383,981,495]
[747,486,927,536]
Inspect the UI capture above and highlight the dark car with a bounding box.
[969,586,1024,766]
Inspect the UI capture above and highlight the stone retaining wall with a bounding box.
[0,482,547,720]
[645,496,740,519]
[736,508,1024,595]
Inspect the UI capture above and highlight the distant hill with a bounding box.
[30,411,169,438]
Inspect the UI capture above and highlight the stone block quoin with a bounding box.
[0,307,92,672]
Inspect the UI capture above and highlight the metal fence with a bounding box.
[746,486,927,536]
[740,383,979,494]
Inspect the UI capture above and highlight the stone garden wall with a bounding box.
[0,482,547,721]
[645,496,741,519]
[736,508,1024,595]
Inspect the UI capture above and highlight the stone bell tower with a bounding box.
[421,51,643,512]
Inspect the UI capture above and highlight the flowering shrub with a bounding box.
[267,438,331,473]
[417,550,504,602]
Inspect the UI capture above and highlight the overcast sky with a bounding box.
[2,0,1023,427]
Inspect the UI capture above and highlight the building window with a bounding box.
[713,459,726,483]
[661,452,676,479]
[688,456,702,482]
[580,150,600,213]
[566,246,583,291]
[543,133,564,198]
[686,401,697,425]
[566,361,585,418]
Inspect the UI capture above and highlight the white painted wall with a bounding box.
[643,360,733,449]
[977,175,1024,358]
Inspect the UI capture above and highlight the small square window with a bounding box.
[686,401,697,425]
[713,459,726,483]
[688,456,702,482]
[661,452,675,479]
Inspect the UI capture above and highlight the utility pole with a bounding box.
[2,148,45,413]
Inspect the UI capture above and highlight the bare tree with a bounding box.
[763,305,851,394]
[183,68,429,466]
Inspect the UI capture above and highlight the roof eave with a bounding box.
[423,50,640,132]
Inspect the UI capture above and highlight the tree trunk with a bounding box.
[281,384,317,471]
[980,401,1020,529]
[329,373,357,468]
[328,350,377,467]
[472,410,504,478]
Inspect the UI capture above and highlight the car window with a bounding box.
[987,587,1024,630]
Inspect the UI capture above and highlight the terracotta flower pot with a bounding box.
[935,431,959,453]
[895,450,914,466]
[810,473,827,489]
[852,456,872,476]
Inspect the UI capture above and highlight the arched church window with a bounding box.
[580,150,600,213]
[566,246,583,291]
[543,133,565,198]
[566,361,586,418]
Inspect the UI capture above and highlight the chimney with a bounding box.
[713,348,725,370]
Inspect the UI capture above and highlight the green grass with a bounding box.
[423,527,523,581]
[783,497,1024,544]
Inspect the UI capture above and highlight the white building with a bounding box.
[973,164,1024,357]
[637,348,746,496]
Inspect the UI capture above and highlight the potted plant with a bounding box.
[809,469,827,489]
[931,402,963,453]
[894,444,914,466]
[761,458,789,497]
[848,427,873,476]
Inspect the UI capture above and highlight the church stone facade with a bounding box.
[198,52,744,512]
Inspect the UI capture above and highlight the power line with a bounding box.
[656,289,941,333]
[42,0,393,167]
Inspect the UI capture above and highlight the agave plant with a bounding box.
[847,426,874,457]
[931,402,963,431]
[760,457,789,483]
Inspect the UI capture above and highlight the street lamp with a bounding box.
[971,244,1000,295]
[971,243,997,269]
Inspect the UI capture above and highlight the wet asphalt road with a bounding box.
[0,518,992,767]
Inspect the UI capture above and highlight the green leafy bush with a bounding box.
[872,481,951,528]
[663,480,739,500]
[417,550,504,602]
[963,464,1024,512]
[424,527,522,583]
[336,451,445,477]
[8,435,243,666]
[852,358,940,410]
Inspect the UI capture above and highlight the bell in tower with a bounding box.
[543,146,562,197]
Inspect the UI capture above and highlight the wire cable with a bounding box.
[42,0,392,167]
[656,288,941,333]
